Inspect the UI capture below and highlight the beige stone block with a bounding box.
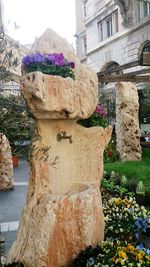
[116,82,141,161]
[7,186,104,267]
[7,121,111,267]
[0,133,14,190]
[21,70,98,120]
[26,120,112,198]
[21,29,98,120]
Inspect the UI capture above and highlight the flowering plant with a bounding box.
[22,53,75,80]
[78,104,109,128]
[104,137,119,162]
[73,240,150,267]
[103,197,150,241]
[89,240,150,267]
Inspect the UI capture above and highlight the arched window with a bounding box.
[141,41,150,65]
[143,42,150,53]
[106,62,120,75]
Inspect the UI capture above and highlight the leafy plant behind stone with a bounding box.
[78,104,109,128]
[0,94,34,158]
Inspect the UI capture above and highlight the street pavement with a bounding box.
[0,160,29,254]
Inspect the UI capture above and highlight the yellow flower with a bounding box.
[135,252,144,261]
[118,251,127,259]
[114,198,122,205]
[112,256,115,262]
[125,244,135,252]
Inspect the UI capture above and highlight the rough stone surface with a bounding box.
[7,30,112,267]
[7,120,112,267]
[116,82,141,161]
[0,133,14,190]
[7,187,104,267]
[21,71,98,120]
[21,29,98,120]
[27,120,112,198]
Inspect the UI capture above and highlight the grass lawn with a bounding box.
[104,148,150,191]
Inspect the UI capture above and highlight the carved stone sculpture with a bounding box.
[7,29,112,267]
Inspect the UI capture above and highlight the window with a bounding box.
[143,42,150,52]
[141,42,150,66]
[82,36,87,54]
[106,16,112,38]
[114,10,119,33]
[143,2,150,17]
[83,1,86,17]
[97,21,103,42]
[97,10,119,43]
[139,2,150,19]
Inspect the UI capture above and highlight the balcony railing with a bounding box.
[0,83,20,95]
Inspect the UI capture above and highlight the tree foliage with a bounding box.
[0,28,19,81]
[0,93,34,158]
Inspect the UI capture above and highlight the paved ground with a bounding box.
[0,160,29,254]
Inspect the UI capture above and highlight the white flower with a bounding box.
[1,256,6,265]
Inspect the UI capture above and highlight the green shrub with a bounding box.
[0,94,34,158]
[78,104,109,128]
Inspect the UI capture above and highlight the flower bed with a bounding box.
[73,172,150,267]
[101,171,150,206]
[22,53,75,80]
[103,197,150,241]
[73,240,150,266]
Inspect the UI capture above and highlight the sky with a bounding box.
[3,0,76,46]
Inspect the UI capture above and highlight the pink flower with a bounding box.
[96,104,107,118]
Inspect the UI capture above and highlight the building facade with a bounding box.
[0,0,4,29]
[0,0,29,95]
[75,0,150,133]
[75,0,150,72]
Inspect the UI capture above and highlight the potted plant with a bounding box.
[22,52,75,80]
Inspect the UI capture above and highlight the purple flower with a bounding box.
[135,233,139,239]
[22,52,75,80]
[135,217,148,233]
[22,53,75,69]
[129,208,134,213]
[69,61,75,69]
[22,53,45,65]
[96,104,107,118]
[136,244,150,255]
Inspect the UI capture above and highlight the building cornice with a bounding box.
[85,2,116,26]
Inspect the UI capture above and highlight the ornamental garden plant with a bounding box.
[103,196,150,242]
[78,104,119,162]
[72,171,150,266]
[0,94,34,159]
[78,104,109,128]
[22,52,75,80]
[73,195,150,267]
